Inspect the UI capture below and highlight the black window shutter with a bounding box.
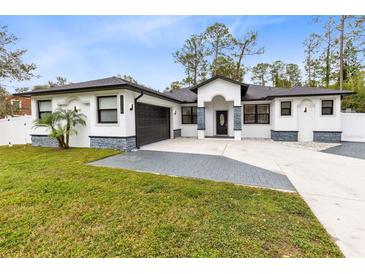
[120,95,124,114]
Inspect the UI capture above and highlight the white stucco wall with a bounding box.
[271,95,342,132]
[271,98,298,131]
[30,88,181,147]
[313,96,342,131]
[242,124,271,138]
[180,103,198,137]
[27,82,346,146]
[242,101,272,138]
[197,79,241,107]
[197,79,241,138]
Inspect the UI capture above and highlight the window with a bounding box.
[97,96,118,123]
[37,100,52,119]
[244,104,270,124]
[11,100,21,111]
[322,100,334,115]
[243,104,256,124]
[182,106,197,124]
[281,101,291,116]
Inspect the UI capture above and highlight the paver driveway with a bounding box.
[91,150,294,191]
[142,138,365,257]
[322,142,365,160]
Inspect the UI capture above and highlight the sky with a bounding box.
[0,16,325,92]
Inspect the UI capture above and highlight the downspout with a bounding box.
[134,91,144,149]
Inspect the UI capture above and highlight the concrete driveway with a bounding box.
[141,138,365,257]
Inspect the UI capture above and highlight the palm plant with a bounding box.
[33,108,86,149]
[55,108,86,148]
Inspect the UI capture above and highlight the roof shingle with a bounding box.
[21,75,354,103]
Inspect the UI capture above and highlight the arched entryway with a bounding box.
[204,95,234,137]
[298,99,315,142]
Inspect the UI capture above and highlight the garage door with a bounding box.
[136,103,170,146]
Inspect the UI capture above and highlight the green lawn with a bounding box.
[0,145,342,257]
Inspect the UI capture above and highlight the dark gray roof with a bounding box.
[21,76,182,103]
[243,85,354,101]
[21,75,354,103]
[163,87,197,103]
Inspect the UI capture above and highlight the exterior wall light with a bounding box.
[129,103,134,111]
[174,109,177,115]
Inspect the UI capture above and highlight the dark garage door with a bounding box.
[136,103,170,146]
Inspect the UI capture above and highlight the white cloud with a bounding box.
[103,16,188,46]
[229,16,288,36]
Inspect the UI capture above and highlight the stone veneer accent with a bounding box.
[233,106,242,130]
[31,134,59,147]
[173,129,181,138]
[271,130,298,142]
[313,131,342,143]
[197,107,205,130]
[89,136,136,151]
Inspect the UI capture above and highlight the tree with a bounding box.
[0,25,37,118]
[303,33,322,87]
[353,16,365,56]
[56,108,87,148]
[33,111,68,148]
[173,34,208,85]
[164,81,183,92]
[341,70,365,112]
[33,108,86,149]
[117,74,138,84]
[14,87,30,93]
[339,15,346,90]
[343,39,362,83]
[269,61,286,87]
[173,23,266,84]
[33,76,69,90]
[337,16,365,90]
[321,16,338,88]
[311,16,364,89]
[204,23,232,65]
[232,31,264,80]
[48,76,68,87]
[251,63,270,86]
[285,63,302,87]
[0,25,37,85]
[211,56,244,81]
[0,87,14,118]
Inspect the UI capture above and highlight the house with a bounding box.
[21,75,353,150]
[4,95,32,116]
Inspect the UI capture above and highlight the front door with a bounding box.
[216,111,228,135]
[298,100,315,142]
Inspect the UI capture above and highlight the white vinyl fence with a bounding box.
[0,115,32,146]
[341,113,365,142]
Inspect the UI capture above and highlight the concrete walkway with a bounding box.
[141,138,365,257]
[91,150,294,191]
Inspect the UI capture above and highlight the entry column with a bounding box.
[233,105,242,141]
[197,107,205,139]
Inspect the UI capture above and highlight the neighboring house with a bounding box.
[21,75,353,150]
[5,95,31,116]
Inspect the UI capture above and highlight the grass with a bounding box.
[0,145,342,258]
